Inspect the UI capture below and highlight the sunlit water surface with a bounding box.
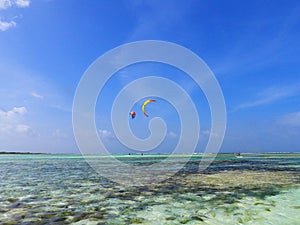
[0,154,299,224]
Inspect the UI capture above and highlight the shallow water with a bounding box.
[0,154,299,224]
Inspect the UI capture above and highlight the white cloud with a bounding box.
[235,84,300,111]
[0,0,30,9]
[278,111,300,127]
[13,106,26,114]
[0,0,30,31]
[201,130,210,136]
[31,92,44,99]
[0,122,35,136]
[52,129,68,139]
[201,130,220,137]
[0,0,12,9]
[168,131,177,138]
[15,124,34,135]
[15,0,30,8]
[0,19,16,31]
[98,129,113,138]
[0,106,35,136]
[0,106,26,118]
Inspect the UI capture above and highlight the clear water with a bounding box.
[0,154,299,224]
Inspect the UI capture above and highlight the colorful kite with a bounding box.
[142,99,156,117]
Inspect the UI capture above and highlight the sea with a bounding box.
[0,153,299,224]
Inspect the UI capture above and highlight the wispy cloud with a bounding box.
[31,92,44,100]
[52,129,68,139]
[0,62,66,112]
[0,0,30,31]
[0,123,34,136]
[98,129,115,141]
[201,129,220,138]
[168,131,177,138]
[50,104,72,112]
[214,5,300,76]
[127,0,192,40]
[15,124,35,135]
[234,84,300,111]
[98,129,114,138]
[278,111,300,127]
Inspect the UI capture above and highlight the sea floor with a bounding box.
[0,154,299,224]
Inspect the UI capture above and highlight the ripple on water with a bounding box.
[0,155,299,224]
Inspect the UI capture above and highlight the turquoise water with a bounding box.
[0,154,299,224]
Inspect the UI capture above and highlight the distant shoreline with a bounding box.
[0,151,47,155]
[0,151,299,156]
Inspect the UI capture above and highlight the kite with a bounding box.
[129,111,136,119]
[142,99,156,117]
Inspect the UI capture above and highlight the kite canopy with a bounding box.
[142,99,156,117]
[130,111,136,119]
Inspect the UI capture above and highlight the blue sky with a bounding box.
[0,0,300,153]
